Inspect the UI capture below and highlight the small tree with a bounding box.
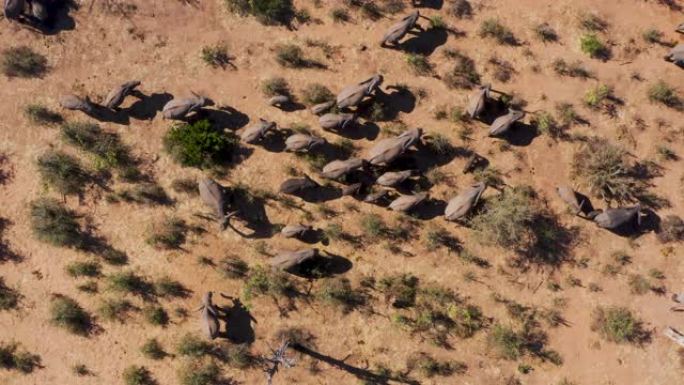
[591,306,648,344]
[37,151,89,196]
[571,138,636,203]
[30,198,83,248]
[50,295,92,336]
[163,119,237,169]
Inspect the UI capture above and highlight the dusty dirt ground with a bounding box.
[0,0,683,384]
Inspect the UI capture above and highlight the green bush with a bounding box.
[243,265,295,300]
[163,119,237,169]
[98,298,135,322]
[405,54,432,76]
[552,59,592,78]
[316,277,366,313]
[122,365,155,385]
[146,218,187,249]
[648,81,681,108]
[532,111,561,138]
[584,84,613,108]
[591,306,647,344]
[143,306,169,326]
[30,198,83,248]
[479,19,516,45]
[261,76,290,97]
[66,260,101,278]
[642,28,663,44]
[25,104,63,125]
[61,122,131,169]
[200,44,232,68]
[580,33,608,58]
[0,342,41,373]
[0,278,20,311]
[177,359,221,385]
[141,339,166,360]
[471,187,536,250]
[300,83,334,105]
[488,324,523,359]
[176,334,214,357]
[2,46,47,78]
[50,295,92,336]
[37,151,88,196]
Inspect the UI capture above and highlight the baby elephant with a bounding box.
[162,93,212,120]
[104,80,141,110]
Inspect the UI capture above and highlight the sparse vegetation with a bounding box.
[443,49,480,89]
[648,81,681,109]
[122,365,156,385]
[591,306,648,344]
[261,76,290,97]
[37,151,89,196]
[534,23,557,42]
[300,83,334,105]
[583,84,613,108]
[98,298,135,322]
[164,119,237,169]
[275,43,308,68]
[30,198,83,248]
[405,54,432,76]
[200,44,232,68]
[219,256,249,279]
[143,305,169,326]
[0,278,20,311]
[657,215,684,243]
[2,46,47,78]
[0,342,41,373]
[330,7,349,23]
[243,265,295,300]
[177,359,221,385]
[479,19,516,45]
[316,277,366,313]
[107,271,154,297]
[225,0,293,25]
[66,260,101,278]
[176,333,214,357]
[449,0,472,18]
[25,104,63,125]
[141,339,166,360]
[407,353,466,377]
[552,59,592,78]
[50,295,92,336]
[61,122,132,170]
[146,217,187,249]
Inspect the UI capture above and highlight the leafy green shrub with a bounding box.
[591,306,648,344]
[330,7,349,23]
[50,295,92,336]
[107,271,154,297]
[143,306,169,326]
[243,265,295,300]
[30,198,83,248]
[471,187,536,250]
[24,104,63,125]
[405,54,432,75]
[534,23,557,42]
[532,111,561,138]
[141,339,166,360]
[219,256,249,279]
[146,218,187,249]
[571,138,636,203]
[442,50,480,89]
[2,46,47,78]
[122,365,155,385]
[316,277,366,313]
[61,122,131,169]
[176,334,214,357]
[65,261,101,278]
[647,81,681,109]
[0,342,41,373]
[261,76,290,97]
[98,298,135,322]
[580,33,608,58]
[300,83,334,105]
[0,278,20,311]
[657,215,684,243]
[37,151,89,196]
[177,359,221,385]
[583,84,613,108]
[479,19,516,45]
[488,324,523,359]
[200,44,232,68]
[163,119,237,169]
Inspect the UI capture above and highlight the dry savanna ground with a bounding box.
[0,1,683,385]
